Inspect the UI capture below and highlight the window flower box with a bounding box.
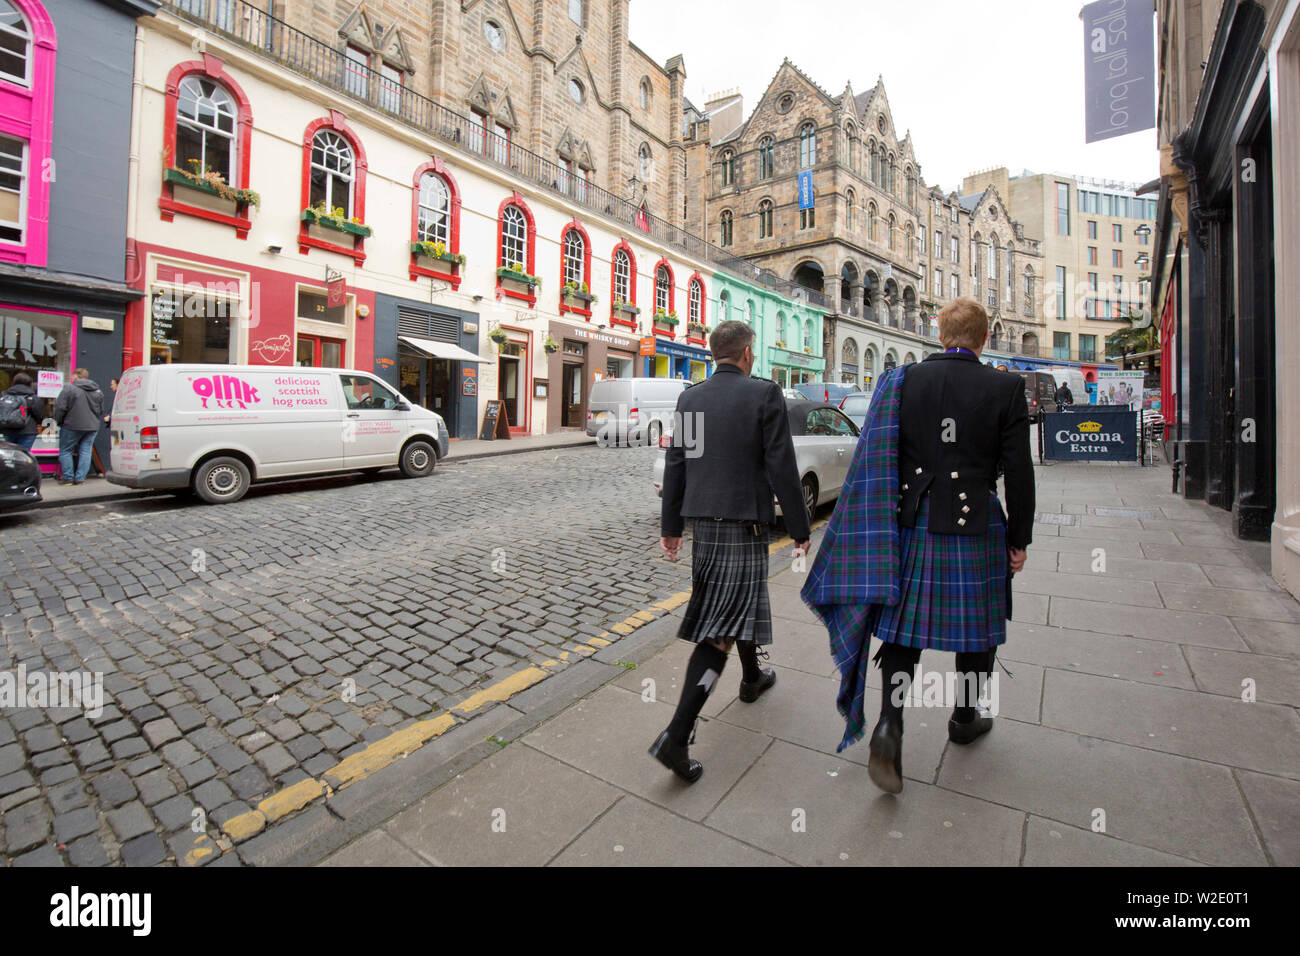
[302,205,372,237]
[653,310,679,326]
[164,167,260,207]
[612,299,640,316]
[496,266,542,292]
[410,241,465,268]
[562,281,596,309]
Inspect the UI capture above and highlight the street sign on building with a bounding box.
[1082,0,1156,142]
[798,170,815,210]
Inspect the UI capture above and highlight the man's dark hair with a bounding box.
[709,320,755,364]
[10,372,32,387]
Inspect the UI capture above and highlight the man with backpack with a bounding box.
[0,372,49,452]
[54,368,104,484]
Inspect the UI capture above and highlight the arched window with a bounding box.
[845,188,855,230]
[887,213,896,251]
[906,222,914,259]
[844,124,856,171]
[758,136,774,179]
[610,240,637,324]
[804,318,814,351]
[298,113,367,261]
[0,0,32,87]
[409,160,463,285]
[758,199,773,239]
[176,76,237,183]
[868,203,877,242]
[746,299,755,325]
[888,154,896,194]
[416,170,450,244]
[496,193,537,302]
[906,167,916,207]
[500,204,527,268]
[776,311,787,345]
[614,248,632,301]
[638,143,653,180]
[719,289,730,322]
[868,139,879,184]
[799,123,816,167]
[842,338,857,365]
[865,346,876,387]
[654,261,674,314]
[563,227,584,285]
[719,209,733,247]
[720,149,734,187]
[639,77,651,110]
[688,275,705,327]
[310,130,355,217]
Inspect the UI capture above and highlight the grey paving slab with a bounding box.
[1156,582,1300,623]
[1058,525,1180,545]
[1140,543,1248,567]
[1201,565,1290,591]
[1011,569,1163,607]
[706,739,1025,866]
[937,718,1264,865]
[382,743,618,867]
[1055,551,1209,584]
[1040,669,1300,778]
[550,794,788,867]
[522,684,771,822]
[1047,597,1246,649]
[318,829,429,867]
[1011,592,1048,625]
[1231,619,1300,659]
[1021,816,1202,866]
[1028,536,1145,559]
[1183,646,1300,706]
[1001,623,1196,690]
[1235,770,1300,866]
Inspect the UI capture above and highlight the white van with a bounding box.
[585,377,690,447]
[107,364,450,504]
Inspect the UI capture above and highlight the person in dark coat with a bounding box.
[53,368,104,484]
[1056,382,1074,406]
[804,298,1035,794]
[653,320,811,782]
[0,372,49,452]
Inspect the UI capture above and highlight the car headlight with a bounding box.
[0,445,36,466]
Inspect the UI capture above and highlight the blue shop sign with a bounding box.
[1044,407,1137,462]
[657,340,710,360]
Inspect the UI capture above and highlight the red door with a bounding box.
[297,335,347,367]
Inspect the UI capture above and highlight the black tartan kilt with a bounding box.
[677,518,773,646]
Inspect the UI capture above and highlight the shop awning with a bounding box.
[399,335,488,363]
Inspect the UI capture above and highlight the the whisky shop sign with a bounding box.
[1044,407,1138,462]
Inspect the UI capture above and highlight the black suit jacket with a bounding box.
[661,364,811,540]
[896,352,1035,549]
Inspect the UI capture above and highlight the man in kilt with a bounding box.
[802,298,1035,794]
[652,320,811,783]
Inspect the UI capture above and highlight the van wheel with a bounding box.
[193,457,250,504]
[646,421,661,447]
[399,440,436,478]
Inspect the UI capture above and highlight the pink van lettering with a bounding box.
[190,375,261,409]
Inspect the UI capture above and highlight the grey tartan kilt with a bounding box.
[677,518,773,646]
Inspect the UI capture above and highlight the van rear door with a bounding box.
[109,368,153,479]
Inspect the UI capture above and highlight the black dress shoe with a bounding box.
[648,729,703,783]
[738,668,777,703]
[867,715,904,794]
[948,705,994,745]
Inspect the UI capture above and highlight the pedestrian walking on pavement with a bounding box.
[54,368,104,485]
[802,298,1035,794]
[0,372,49,452]
[1056,382,1074,406]
[653,320,811,783]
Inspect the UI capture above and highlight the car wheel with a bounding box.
[399,440,436,478]
[801,475,818,522]
[193,457,250,504]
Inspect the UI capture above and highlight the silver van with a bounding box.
[586,377,690,447]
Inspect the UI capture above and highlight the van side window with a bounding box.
[340,375,402,410]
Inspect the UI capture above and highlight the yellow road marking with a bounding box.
[452,667,548,714]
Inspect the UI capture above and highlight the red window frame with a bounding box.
[408,157,462,286]
[609,238,638,330]
[557,219,593,319]
[298,110,368,264]
[495,191,537,307]
[160,54,255,239]
[686,272,706,345]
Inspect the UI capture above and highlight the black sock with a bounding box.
[736,641,763,683]
[667,641,728,746]
[876,642,921,724]
[952,651,991,723]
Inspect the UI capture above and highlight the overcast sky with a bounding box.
[629,0,1159,193]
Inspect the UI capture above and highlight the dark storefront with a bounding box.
[545,321,640,431]
[373,296,482,439]
[1156,1,1276,540]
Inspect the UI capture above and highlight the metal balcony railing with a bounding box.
[165,0,826,309]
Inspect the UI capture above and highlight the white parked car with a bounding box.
[652,399,861,522]
[108,364,449,503]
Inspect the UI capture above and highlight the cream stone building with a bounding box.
[964,167,1157,368]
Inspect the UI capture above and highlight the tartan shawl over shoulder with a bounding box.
[799,365,904,751]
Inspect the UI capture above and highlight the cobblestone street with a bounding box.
[0,445,686,866]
